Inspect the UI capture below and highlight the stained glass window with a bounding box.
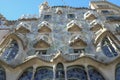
[101,37,118,57]
[88,66,105,80]
[34,67,53,80]
[18,67,33,80]
[56,63,65,80]
[67,66,87,80]
[3,40,19,61]
[116,64,120,80]
[0,67,6,80]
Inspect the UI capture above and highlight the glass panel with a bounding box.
[34,67,53,80]
[116,25,120,34]
[67,14,75,19]
[74,49,85,53]
[3,40,19,61]
[18,67,33,80]
[88,66,105,80]
[35,50,47,55]
[67,66,87,80]
[56,63,65,80]
[0,67,6,80]
[116,64,120,80]
[101,37,118,57]
[101,10,110,14]
[44,15,51,20]
[106,16,120,21]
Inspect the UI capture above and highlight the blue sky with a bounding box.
[0,0,120,20]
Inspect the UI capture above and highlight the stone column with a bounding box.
[31,65,37,80]
[64,65,67,80]
[85,65,91,80]
[53,65,56,80]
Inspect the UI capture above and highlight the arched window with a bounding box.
[34,67,53,80]
[67,66,87,80]
[56,63,65,80]
[88,66,105,80]
[115,63,120,80]
[0,66,6,80]
[18,67,33,80]
[101,37,118,57]
[3,40,19,61]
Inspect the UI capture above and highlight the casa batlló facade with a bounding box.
[0,0,120,80]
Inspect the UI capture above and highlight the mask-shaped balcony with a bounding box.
[84,11,97,20]
[90,20,103,32]
[67,21,82,32]
[38,21,52,33]
[69,35,87,48]
[15,22,31,33]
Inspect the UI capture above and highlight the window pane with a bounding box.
[44,15,51,20]
[101,37,118,57]
[67,14,75,19]
[116,64,120,80]
[0,67,6,80]
[67,66,87,80]
[18,67,33,80]
[34,67,53,80]
[56,63,65,80]
[35,50,47,55]
[3,40,19,61]
[88,66,105,80]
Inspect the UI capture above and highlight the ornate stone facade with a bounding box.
[0,0,120,80]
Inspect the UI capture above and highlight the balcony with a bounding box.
[67,21,82,32]
[38,54,54,61]
[64,53,81,61]
[84,11,97,20]
[90,20,102,32]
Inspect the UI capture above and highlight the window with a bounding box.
[67,14,75,19]
[101,37,118,57]
[18,67,33,80]
[44,15,51,20]
[88,66,105,80]
[74,49,85,53]
[101,10,110,14]
[116,64,120,80]
[0,20,2,25]
[19,67,53,80]
[67,66,87,80]
[3,40,19,61]
[0,66,6,80]
[34,67,53,80]
[56,63,65,80]
[115,24,120,34]
[97,5,109,8]
[35,50,47,55]
[106,16,120,22]
[101,10,113,15]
